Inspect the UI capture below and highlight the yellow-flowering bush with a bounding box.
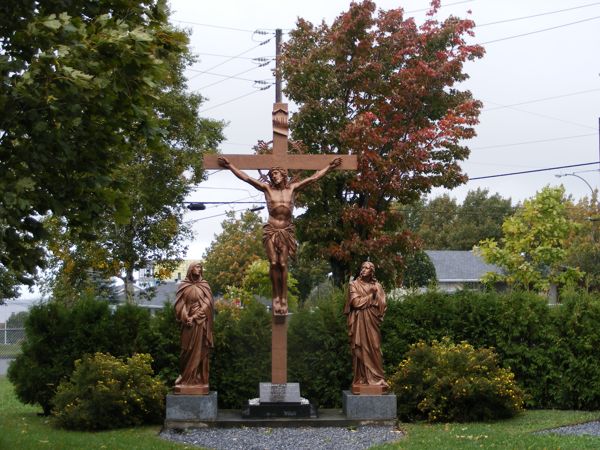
[390,338,524,422]
[52,352,167,430]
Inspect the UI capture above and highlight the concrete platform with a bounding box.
[165,392,218,422]
[164,408,397,429]
[342,390,397,420]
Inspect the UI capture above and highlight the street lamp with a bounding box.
[555,173,595,197]
[555,173,599,222]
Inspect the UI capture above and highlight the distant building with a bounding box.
[138,260,196,288]
[115,281,178,312]
[425,250,504,292]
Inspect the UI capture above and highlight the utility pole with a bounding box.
[275,28,282,103]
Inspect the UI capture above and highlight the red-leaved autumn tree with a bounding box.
[280,0,484,286]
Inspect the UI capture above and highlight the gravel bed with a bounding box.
[160,425,404,450]
[538,420,600,437]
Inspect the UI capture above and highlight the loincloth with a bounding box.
[263,222,297,258]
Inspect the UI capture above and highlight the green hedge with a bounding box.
[288,289,351,408]
[382,290,560,408]
[210,301,271,409]
[7,299,152,414]
[11,289,600,415]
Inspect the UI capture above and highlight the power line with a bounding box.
[194,52,274,61]
[188,38,273,82]
[479,14,600,45]
[477,2,600,27]
[185,206,264,224]
[471,133,597,150]
[483,88,600,112]
[406,0,474,14]
[481,100,596,130]
[187,68,269,84]
[199,84,273,113]
[197,61,273,90]
[469,161,600,181]
[171,19,274,34]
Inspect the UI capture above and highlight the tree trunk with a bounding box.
[123,269,136,304]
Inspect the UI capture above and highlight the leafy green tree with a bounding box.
[454,189,514,249]
[290,243,331,303]
[564,195,600,291]
[6,311,28,328]
[477,186,582,292]
[0,0,221,298]
[242,259,299,311]
[405,189,513,250]
[410,195,459,250]
[402,250,436,288]
[281,0,484,286]
[203,210,266,295]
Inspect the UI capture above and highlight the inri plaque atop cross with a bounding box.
[204,103,356,384]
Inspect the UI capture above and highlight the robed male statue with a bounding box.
[344,261,389,395]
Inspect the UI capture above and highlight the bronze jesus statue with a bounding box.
[218,155,341,316]
[344,261,389,395]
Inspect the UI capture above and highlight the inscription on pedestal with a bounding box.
[259,382,301,403]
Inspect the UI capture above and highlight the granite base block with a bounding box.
[242,401,315,418]
[342,390,396,420]
[166,392,218,421]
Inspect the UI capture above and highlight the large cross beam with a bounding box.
[203,103,357,171]
[203,103,356,385]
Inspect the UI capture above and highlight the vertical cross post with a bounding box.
[203,104,356,385]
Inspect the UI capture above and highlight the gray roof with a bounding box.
[116,282,178,308]
[425,250,503,282]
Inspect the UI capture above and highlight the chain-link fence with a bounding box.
[0,327,25,359]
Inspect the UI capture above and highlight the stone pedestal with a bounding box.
[173,384,209,395]
[351,383,388,395]
[165,392,218,422]
[342,390,396,420]
[242,382,315,418]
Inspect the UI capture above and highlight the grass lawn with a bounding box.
[377,410,600,450]
[2,376,600,449]
[0,376,189,450]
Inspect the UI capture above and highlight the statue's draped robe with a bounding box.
[344,278,387,386]
[174,276,214,387]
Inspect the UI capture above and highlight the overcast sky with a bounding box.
[169,0,600,260]
[4,0,599,315]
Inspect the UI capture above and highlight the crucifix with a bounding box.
[203,103,357,385]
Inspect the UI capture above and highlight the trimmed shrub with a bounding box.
[137,302,180,386]
[390,338,524,422]
[52,352,167,430]
[288,288,351,408]
[7,299,152,414]
[382,290,558,408]
[210,301,271,408]
[550,290,600,409]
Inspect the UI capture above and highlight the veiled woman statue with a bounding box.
[344,261,389,395]
[174,262,214,395]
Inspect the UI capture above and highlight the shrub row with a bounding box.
[383,289,600,410]
[10,288,600,423]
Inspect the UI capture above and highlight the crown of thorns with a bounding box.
[268,167,288,177]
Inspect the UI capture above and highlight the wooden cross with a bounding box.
[203,103,357,171]
[203,103,357,385]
